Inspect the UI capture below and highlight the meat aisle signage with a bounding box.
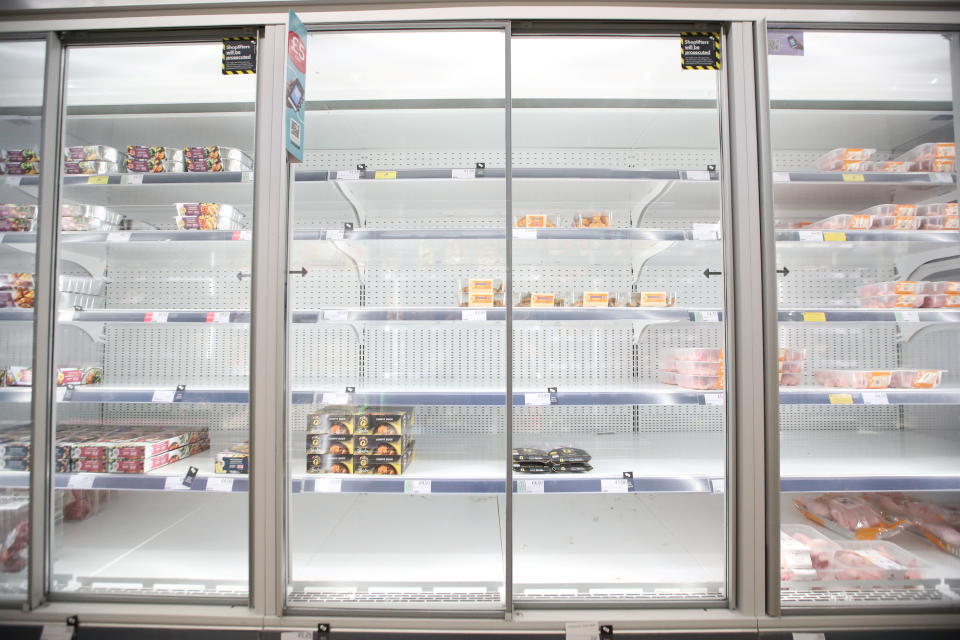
[285,9,307,163]
[680,32,721,70]
[222,36,257,74]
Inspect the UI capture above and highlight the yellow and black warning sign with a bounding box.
[680,32,721,70]
[222,36,257,75]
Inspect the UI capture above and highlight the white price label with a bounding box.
[67,474,96,489]
[600,478,630,493]
[691,223,718,241]
[107,232,131,243]
[336,170,361,180]
[313,478,342,493]
[524,392,551,406]
[55,387,67,402]
[565,621,600,640]
[711,478,725,494]
[451,168,475,179]
[4,176,20,186]
[518,479,545,494]
[897,310,920,323]
[281,633,315,640]
[320,392,350,405]
[704,392,725,406]
[164,476,191,491]
[461,309,486,321]
[513,228,536,239]
[237,230,252,241]
[324,310,349,322]
[698,311,720,323]
[798,230,823,242]
[686,170,711,181]
[41,624,74,640]
[929,173,954,184]
[207,312,231,324]
[861,391,889,405]
[122,174,144,185]
[406,479,432,494]
[206,477,234,492]
[58,310,75,322]
[146,311,168,323]
[793,634,826,640]
[773,172,791,183]
[152,389,176,403]
[325,229,344,240]
[241,171,254,182]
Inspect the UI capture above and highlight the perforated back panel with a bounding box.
[291,268,361,309]
[106,268,250,309]
[902,325,960,431]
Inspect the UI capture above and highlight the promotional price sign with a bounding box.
[285,10,307,162]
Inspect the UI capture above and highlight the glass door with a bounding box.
[0,38,46,603]
[286,27,508,611]
[767,29,960,610]
[509,30,729,605]
[50,38,256,599]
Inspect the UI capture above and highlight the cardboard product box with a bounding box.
[354,447,415,475]
[306,432,353,455]
[352,433,412,456]
[356,408,413,435]
[0,457,29,471]
[305,453,353,474]
[307,407,358,435]
[214,451,248,474]
[110,430,208,459]
[75,440,209,473]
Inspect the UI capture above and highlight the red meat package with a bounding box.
[794,494,906,539]
[0,520,28,572]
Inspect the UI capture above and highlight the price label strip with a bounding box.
[87,175,110,185]
[524,392,551,406]
[313,478,342,493]
[861,391,889,405]
[405,479,432,494]
[451,168,476,179]
[802,312,826,322]
[797,230,823,242]
[206,477,234,492]
[336,170,361,180]
[206,312,231,324]
[122,174,144,185]
[461,309,486,321]
[67,474,96,489]
[517,479,545,494]
[828,393,854,405]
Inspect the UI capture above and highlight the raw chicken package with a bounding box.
[794,494,907,539]
[821,541,926,582]
[780,524,840,582]
[865,493,960,558]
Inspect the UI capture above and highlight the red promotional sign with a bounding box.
[287,31,306,73]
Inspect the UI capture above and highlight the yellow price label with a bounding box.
[374,171,397,180]
[841,173,865,183]
[828,393,854,405]
[803,312,826,322]
[823,232,847,242]
[86,176,109,185]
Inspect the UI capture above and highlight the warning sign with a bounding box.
[681,32,721,70]
[222,36,257,75]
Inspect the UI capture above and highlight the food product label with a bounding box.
[163,476,191,491]
[946,295,960,308]
[468,293,494,308]
[206,477,234,492]
[468,278,494,292]
[313,478,342,493]
[461,309,486,321]
[513,228,536,239]
[374,170,396,180]
[893,295,920,308]
[944,282,960,294]
[530,293,555,308]
[523,214,548,227]
[895,311,920,323]
[405,479,431,494]
[639,292,668,307]
[451,168,475,179]
[861,391,888,405]
[888,216,917,230]
[853,549,903,570]
[152,389,176,403]
[86,176,109,185]
[797,230,822,242]
[582,292,608,307]
[893,281,918,294]
[892,204,918,215]
[867,372,891,389]
[122,173,144,185]
[524,392,551,406]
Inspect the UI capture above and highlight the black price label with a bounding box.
[681,32,721,70]
[182,466,199,488]
[222,36,257,75]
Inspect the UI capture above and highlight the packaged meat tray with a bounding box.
[819,541,926,582]
[2,150,39,163]
[889,369,945,389]
[779,372,801,386]
[63,145,120,163]
[571,212,611,228]
[859,294,924,308]
[806,214,873,231]
[674,360,724,376]
[864,493,960,559]
[813,369,892,389]
[922,294,960,308]
[624,291,676,307]
[873,216,922,231]
[816,148,876,171]
[856,204,918,217]
[174,202,245,231]
[664,348,724,362]
[658,371,677,385]
[459,278,503,294]
[780,524,841,582]
[125,158,184,173]
[675,373,723,390]
[918,203,958,217]
[923,281,960,295]
[779,348,806,361]
[780,360,804,373]
[514,214,557,228]
[913,157,955,173]
[571,291,620,307]
[64,161,118,175]
[895,142,956,162]
[918,216,959,230]
[515,292,567,308]
[3,162,40,175]
[865,161,914,173]
[126,146,184,162]
[459,291,505,308]
[794,494,907,539]
[659,359,678,373]
[860,281,921,297]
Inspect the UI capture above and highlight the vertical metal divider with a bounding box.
[504,20,514,619]
[28,30,65,610]
[721,22,771,621]
[949,33,960,204]
[250,23,289,619]
[751,19,782,619]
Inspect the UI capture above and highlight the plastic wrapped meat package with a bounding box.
[857,204,918,217]
[813,369,893,389]
[816,148,876,171]
[794,494,907,539]
[59,204,124,232]
[780,524,840,582]
[918,203,958,217]
[865,493,960,558]
[806,214,873,231]
[126,145,184,162]
[183,146,252,172]
[872,216,922,231]
[919,216,959,230]
[514,214,558,228]
[571,212,612,228]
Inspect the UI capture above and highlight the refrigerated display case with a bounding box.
[766,29,960,610]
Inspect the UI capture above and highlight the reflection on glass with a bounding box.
[287,30,508,611]
[0,39,46,602]
[510,35,727,605]
[769,30,960,610]
[50,42,256,599]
